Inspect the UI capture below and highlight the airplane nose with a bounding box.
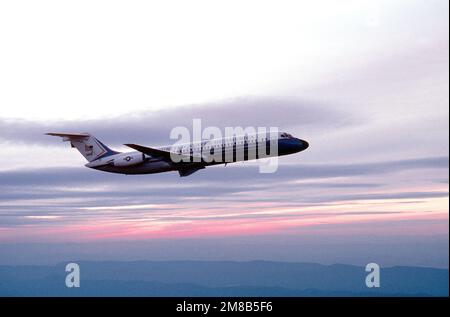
[297,139,309,151]
[300,139,309,151]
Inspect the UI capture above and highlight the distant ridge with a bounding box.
[0,261,447,296]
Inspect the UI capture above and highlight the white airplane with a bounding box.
[47,132,309,177]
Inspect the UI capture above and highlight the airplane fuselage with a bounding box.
[85,132,309,176]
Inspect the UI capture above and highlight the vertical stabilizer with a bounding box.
[46,133,119,162]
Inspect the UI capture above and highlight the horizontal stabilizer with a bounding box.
[46,132,90,141]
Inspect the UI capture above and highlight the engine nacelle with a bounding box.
[113,153,145,167]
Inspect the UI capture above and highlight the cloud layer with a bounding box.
[0,97,357,146]
[0,156,447,243]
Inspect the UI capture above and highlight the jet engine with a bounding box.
[113,153,145,167]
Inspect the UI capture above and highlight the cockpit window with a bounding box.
[281,133,293,139]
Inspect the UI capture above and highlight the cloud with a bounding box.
[0,155,447,230]
[0,96,357,146]
[305,191,449,204]
[0,156,446,188]
[0,155,446,217]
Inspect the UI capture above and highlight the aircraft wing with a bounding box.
[124,143,198,162]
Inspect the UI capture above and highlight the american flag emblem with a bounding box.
[85,144,94,156]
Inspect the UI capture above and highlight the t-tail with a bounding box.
[46,133,119,162]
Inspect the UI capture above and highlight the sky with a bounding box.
[0,0,448,268]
